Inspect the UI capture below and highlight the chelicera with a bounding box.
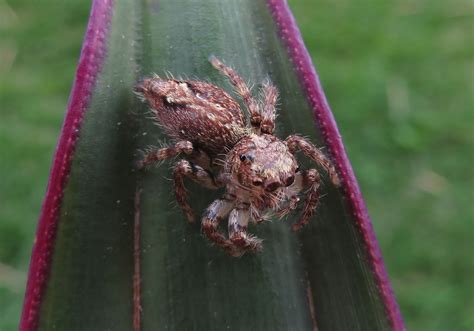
[136,56,341,256]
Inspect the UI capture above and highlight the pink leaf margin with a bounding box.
[19,1,114,330]
[19,0,405,330]
[267,0,405,330]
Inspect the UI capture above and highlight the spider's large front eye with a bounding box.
[285,175,295,187]
[252,179,263,186]
[239,154,247,162]
[265,181,280,192]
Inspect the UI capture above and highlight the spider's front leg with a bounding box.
[291,169,321,231]
[286,135,341,187]
[228,205,263,253]
[173,160,222,223]
[273,169,304,218]
[275,195,300,219]
[202,198,241,256]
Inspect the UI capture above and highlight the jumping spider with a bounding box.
[136,56,341,256]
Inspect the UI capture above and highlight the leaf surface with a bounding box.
[21,1,404,330]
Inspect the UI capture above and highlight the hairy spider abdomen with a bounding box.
[138,77,245,156]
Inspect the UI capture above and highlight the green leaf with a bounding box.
[21,1,404,330]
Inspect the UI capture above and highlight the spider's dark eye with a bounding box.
[252,179,263,186]
[285,175,295,187]
[295,166,300,172]
[239,154,247,161]
[265,181,280,192]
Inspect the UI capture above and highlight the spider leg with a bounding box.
[260,79,278,134]
[275,195,300,218]
[209,55,261,131]
[285,135,341,186]
[250,208,271,224]
[137,140,194,169]
[202,198,241,256]
[228,206,263,252]
[173,160,222,223]
[292,169,321,231]
[275,170,304,218]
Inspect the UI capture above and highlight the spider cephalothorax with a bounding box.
[137,56,341,256]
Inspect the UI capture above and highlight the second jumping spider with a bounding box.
[136,56,340,256]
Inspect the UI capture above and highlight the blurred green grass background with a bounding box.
[0,0,472,330]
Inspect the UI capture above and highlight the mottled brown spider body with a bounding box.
[137,56,340,256]
[137,78,245,156]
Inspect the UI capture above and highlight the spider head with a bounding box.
[228,134,298,193]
